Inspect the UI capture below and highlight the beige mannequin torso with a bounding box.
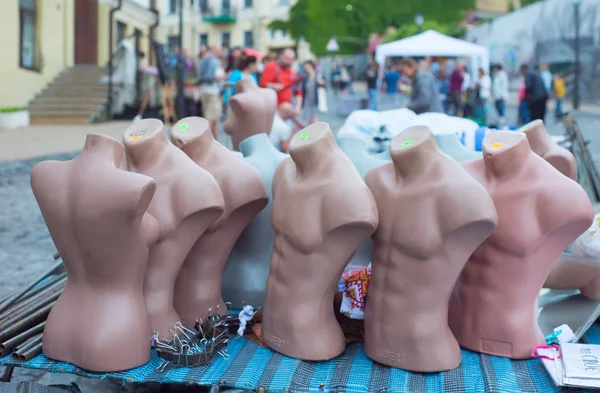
[262,123,378,361]
[450,131,593,359]
[364,126,497,372]
[32,134,159,372]
[223,77,277,150]
[122,119,225,339]
[521,119,577,180]
[171,117,268,326]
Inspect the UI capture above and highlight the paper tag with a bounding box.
[561,343,600,380]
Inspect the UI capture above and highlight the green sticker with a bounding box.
[178,123,189,131]
[401,140,414,147]
[518,126,526,132]
[300,132,309,140]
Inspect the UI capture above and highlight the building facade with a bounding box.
[155,0,297,57]
[0,0,157,109]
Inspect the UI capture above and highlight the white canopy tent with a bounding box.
[375,30,490,80]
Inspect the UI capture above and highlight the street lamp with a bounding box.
[573,0,581,110]
[414,12,424,32]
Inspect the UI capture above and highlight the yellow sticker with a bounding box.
[491,142,504,149]
[130,135,144,142]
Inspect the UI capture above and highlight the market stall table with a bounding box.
[2,324,600,392]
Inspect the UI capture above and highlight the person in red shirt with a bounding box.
[259,48,303,115]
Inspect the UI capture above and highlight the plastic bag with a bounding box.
[572,214,600,258]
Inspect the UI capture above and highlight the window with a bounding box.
[199,0,208,13]
[116,21,127,44]
[168,36,179,51]
[243,31,253,48]
[244,0,252,8]
[222,0,230,13]
[268,29,275,40]
[169,0,177,14]
[221,31,230,48]
[279,0,289,5]
[19,0,38,70]
[199,33,208,48]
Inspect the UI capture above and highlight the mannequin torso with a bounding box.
[450,131,593,358]
[223,77,277,150]
[222,133,288,308]
[364,126,497,372]
[122,119,225,339]
[33,134,159,372]
[172,117,268,326]
[262,123,378,361]
[521,120,577,180]
[435,133,482,163]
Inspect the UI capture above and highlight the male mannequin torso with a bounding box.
[262,123,379,361]
[122,119,225,339]
[222,133,288,309]
[364,126,497,372]
[33,134,159,372]
[172,117,268,326]
[224,77,277,150]
[521,119,577,180]
[450,131,593,358]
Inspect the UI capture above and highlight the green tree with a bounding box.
[271,0,475,55]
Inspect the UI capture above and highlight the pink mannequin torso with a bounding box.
[262,123,378,361]
[364,126,497,372]
[122,119,225,339]
[223,77,277,150]
[32,134,159,372]
[449,131,593,359]
[521,119,577,180]
[171,117,268,326]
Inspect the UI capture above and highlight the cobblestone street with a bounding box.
[1,96,600,390]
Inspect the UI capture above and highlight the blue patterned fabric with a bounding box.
[3,325,600,392]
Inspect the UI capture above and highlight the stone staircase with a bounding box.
[28,65,110,125]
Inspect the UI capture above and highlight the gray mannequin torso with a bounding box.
[337,136,390,268]
[435,134,482,163]
[222,133,287,308]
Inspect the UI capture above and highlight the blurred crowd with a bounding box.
[166,45,327,152]
[366,57,566,127]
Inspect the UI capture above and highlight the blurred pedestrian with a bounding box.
[197,46,225,138]
[259,48,303,115]
[539,63,553,96]
[447,63,464,115]
[224,55,258,105]
[518,75,530,124]
[339,65,351,95]
[366,62,380,110]
[521,63,548,122]
[492,64,509,125]
[301,60,325,124]
[270,103,295,152]
[399,57,443,114]
[553,73,566,119]
[382,64,401,109]
[475,68,492,124]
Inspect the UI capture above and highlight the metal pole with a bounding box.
[574,0,581,110]
[177,0,185,118]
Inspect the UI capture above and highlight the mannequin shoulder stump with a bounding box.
[271,156,294,198]
[217,158,269,218]
[173,171,226,226]
[546,153,578,181]
[322,176,379,240]
[31,160,68,192]
[538,172,593,232]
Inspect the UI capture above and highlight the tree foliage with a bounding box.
[271,0,475,55]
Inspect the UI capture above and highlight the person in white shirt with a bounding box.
[492,64,509,125]
[476,68,492,123]
[269,103,295,152]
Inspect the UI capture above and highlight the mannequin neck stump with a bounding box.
[81,134,124,167]
[172,117,216,158]
[289,123,337,175]
[123,119,168,171]
[521,120,555,156]
[390,126,440,181]
[237,76,257,93]
[482,131,531,181]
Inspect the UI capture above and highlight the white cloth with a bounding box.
[478,74,492,100]
[462,72,471,92]
[199,67,224,95]
[492,70,509,101]
[269,113,293,150]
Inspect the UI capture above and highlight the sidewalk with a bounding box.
[0,122,130,162]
